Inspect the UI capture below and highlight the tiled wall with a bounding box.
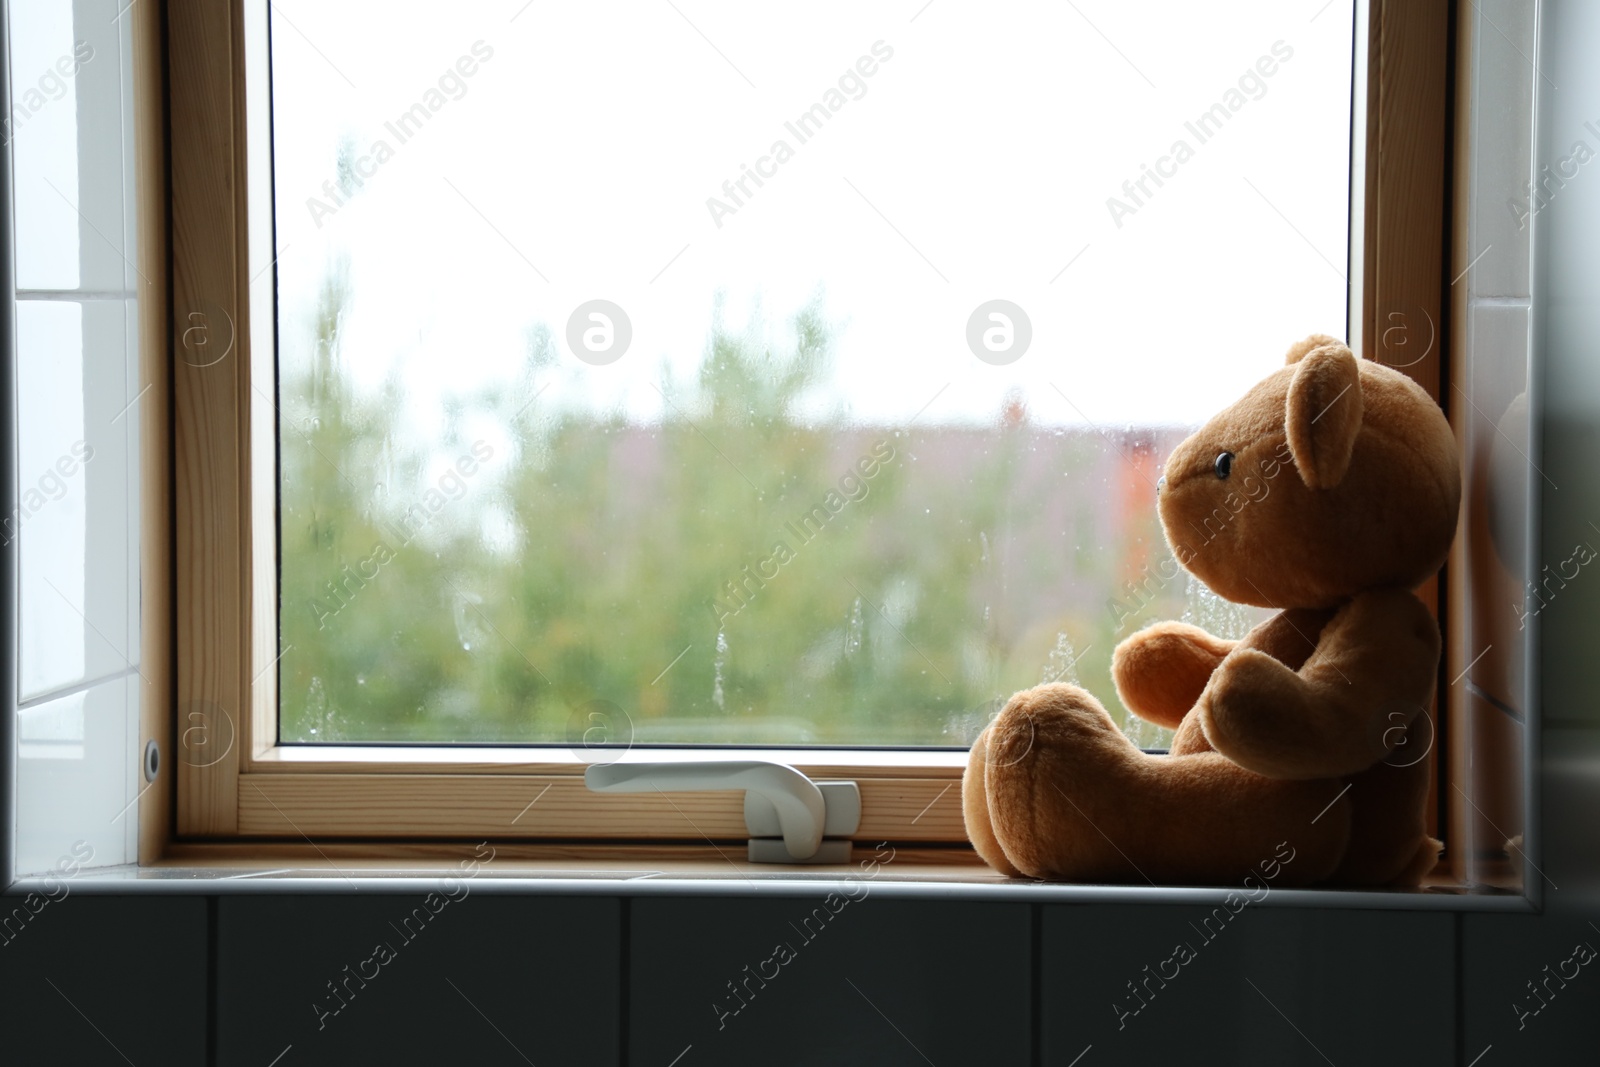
[2,889,1598,1065]
[9,0,145,875]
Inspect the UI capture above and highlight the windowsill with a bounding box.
[8,853,1533,911]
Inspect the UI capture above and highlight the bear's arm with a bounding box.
[1232,607,1336,670]
[1195,589,1441,779]
[1111,622,1237,728]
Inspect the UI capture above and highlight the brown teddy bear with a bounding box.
[963,335,1461,885]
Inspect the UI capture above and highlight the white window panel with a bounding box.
[14,299,88,698]
[7,0,83,290]
[73,0,139,295]
[14,674,137,875]
[14,299,133,701]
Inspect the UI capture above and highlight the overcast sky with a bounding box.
[266,0,1354,440]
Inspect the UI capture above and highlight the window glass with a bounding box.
[269,0,1354,745]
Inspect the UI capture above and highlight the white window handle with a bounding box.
[583,760,860,862]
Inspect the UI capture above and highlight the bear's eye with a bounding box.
[1214,452,1235,480]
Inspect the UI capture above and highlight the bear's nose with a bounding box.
[1156,475,1166,495]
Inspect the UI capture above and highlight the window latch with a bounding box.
[583,760,860,863]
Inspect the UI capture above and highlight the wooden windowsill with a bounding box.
[247,744,970,777]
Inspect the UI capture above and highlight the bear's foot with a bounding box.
[968,683,1355,885]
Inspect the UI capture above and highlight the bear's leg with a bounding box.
[963,723,1023,877]
[1325,757,1439,886]
[976,683,1354,884]
[1388,835,1445,886]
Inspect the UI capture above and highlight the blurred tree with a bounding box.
[278,272,1190,747]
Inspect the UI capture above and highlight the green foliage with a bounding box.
[278,282,1187,747]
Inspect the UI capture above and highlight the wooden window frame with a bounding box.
[139,0,1462,870]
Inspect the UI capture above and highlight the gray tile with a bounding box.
[1542,730,1600,903]
[1464,912,1600,1061]
[1468,0,1537,299]
[218,893,620,1066]
[1460,303,1532,720]
[1537,1,1600,732]
[1539,0,1600,324]
[0,895,207,1065]
[630,894,1030,1066]
[1041,904,1455,1065]
[1538,405,1600,733]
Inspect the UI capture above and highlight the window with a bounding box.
[156,0,1489,879]
[267,2,1353,757]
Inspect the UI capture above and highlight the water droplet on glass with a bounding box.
[452,585,487,652]
[844,597,864,658]
[305,675,340,742]
[1041,632,1081,686]
[1181,574,1252,640]
[712,628,728,712]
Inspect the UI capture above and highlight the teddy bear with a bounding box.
[963,334,1461,885]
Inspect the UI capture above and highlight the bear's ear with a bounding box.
[1283,332,1346,365]
[1285,341,1363,489]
